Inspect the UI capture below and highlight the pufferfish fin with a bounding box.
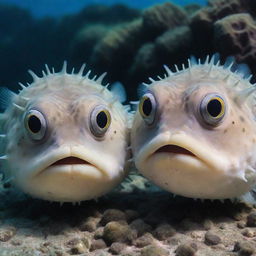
[240,189,256,204]
[0,87,15,112]
[110,81,127,103]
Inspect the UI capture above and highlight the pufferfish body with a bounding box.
[0,63,131,202]
[131,56,256,200]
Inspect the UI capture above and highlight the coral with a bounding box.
[2,0,256,101]
[214,13,256,71]
[190,0,256,54]
[90,19,144,82]
[70,24,109,65]
[90,2,189,98]
[142,2,188,38]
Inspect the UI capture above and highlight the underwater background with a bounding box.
[1,0,256,255]
[1,0,256,100]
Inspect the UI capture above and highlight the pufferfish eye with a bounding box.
[90,105,111,137]
[139,92,157,125]
[24,109,47,141]
[200,93,226,126]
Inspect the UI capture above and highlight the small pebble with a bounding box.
[70,241,88,254]
[10,239,22,246]
[140,245,169,256]
[129,219,152,237]
[133,233,155,248]
[246,212,256,227]
[203,219,214,230]
[242,228,255,238]
[94,227,104,239]
[153,223,176,240]
[175,243,197,256]
[90,239,107,251]
[232,212,246,221]
[101,209,127,225]
[204,231,221,245]
[234,241,255,256]
[103,221,136,244]
[67,236,91,255]
[79,217,99,232]
[0,226,16,242]
[237,221,246,229]
[109,242,126,255]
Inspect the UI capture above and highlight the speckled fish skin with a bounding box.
[131,56,256,200]
[0,63,131,202]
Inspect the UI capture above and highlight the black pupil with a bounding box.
[28,115,41,133]
[142,98,152,116]
[207,99,222,117]
[97,111,108,129]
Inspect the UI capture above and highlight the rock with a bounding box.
[79,217,99,232]
[11,239,22,246]
[234,241,255,256]
[241,228,255,238]
[175,243,197,256]
[153,223,176,240]
[214,13,256,68]
[125,209,139,223]
[67,236,91,255]
[204,231,221,245]
[203,219,214,230]
[90,239,107,251]
[129,219,152,237]
[70,242,88,254]
[133,233,155,248]
[142,2,188,37]
[109,242,126,255]
[246,212,256,227]
[101,209,127,225]
[237,221,246,229]
[0,226,16,242]
[94,227,104,239]
[103,221,136,245]
[140,245,169,256]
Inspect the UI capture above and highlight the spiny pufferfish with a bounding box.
[0,63,131,202]
[131,56,256,200]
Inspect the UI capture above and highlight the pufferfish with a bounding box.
[131,56,256,200]
[0,63,131,202]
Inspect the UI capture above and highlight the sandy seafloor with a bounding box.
[0,174,255,256]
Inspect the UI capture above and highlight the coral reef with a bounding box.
[2,0,256,99]
[214,13,256,68]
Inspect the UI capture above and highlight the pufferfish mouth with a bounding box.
[32,146,110,178]
[154,145,196,157]
[136,133,229,172]
[50,157,91,166]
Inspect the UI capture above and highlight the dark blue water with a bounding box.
[0,0,206,17]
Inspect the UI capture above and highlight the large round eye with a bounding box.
[200,93,226,126]
[139,92,157,125]
[24,109,47,141]
[90,105,111,137]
